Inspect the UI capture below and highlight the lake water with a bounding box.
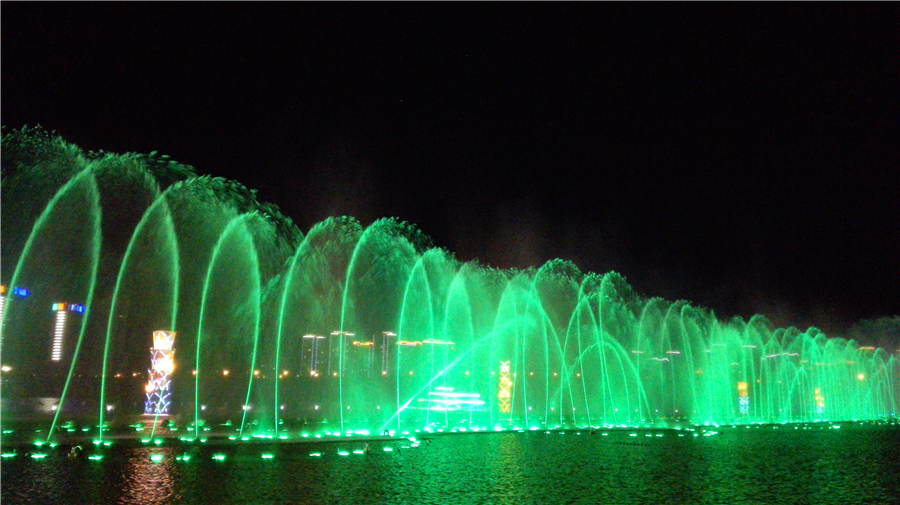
[2,423,899,504]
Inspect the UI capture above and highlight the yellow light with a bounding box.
[156,357,174,373]
[145,383,155,393]
[152,331,176,351]
[0,366,11,372]
[254,370,260,376]
[857,373,865,380]
[223,370,230,376]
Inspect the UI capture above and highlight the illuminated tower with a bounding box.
[499,360,513,414]
[144,330,176,415]
[814,387,825,416]
[51,302,84,362]
[737,381,749,416]
[0,286,6,324]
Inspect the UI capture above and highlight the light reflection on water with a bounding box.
[120,447,178,505]
[2,425,899,505]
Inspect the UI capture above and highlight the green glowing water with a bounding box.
[0,127,897,444]
[2,424,899,505]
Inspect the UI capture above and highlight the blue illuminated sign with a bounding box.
[12,287,29,297]
[69,304,85,314]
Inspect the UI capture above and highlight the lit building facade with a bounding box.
[301,334,326,375]
[50,302,84,362]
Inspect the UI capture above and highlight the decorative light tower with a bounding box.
[145,330,176,415]
[814,387,825,417]
[499,360,513,414]
[737,381,749,416]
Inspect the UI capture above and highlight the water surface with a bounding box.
[2,424,899,504]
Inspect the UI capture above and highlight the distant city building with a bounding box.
[381,331,396,374]
[51,302,84,362]
[328,331,354,375]
[301,334,325,375]
[0,285,30,340]
[351,340,375,377]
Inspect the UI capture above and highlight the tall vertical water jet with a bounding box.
[194,214,262,436]
[339,218,423,431]
[274,216,356,433]
[99,183,180,439]
[1,166,102,440]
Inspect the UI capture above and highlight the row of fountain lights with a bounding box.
[14,420,900,462]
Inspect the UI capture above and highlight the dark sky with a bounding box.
[3,4,898,334]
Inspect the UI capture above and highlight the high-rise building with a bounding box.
[328,331,354,375]
[51,302,84,362]
[381,331,396,374]
[301,334,326,375]
[0,285,30,340]
[351,340,375,377]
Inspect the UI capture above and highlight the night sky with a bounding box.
[3,4,897,335]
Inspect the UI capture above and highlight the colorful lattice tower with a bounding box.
[814,387,825,416]
[737,381,749,416]
[145,330,176,415]
[498,360,513,414]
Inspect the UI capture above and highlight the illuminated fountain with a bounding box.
[1,127,898,445]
